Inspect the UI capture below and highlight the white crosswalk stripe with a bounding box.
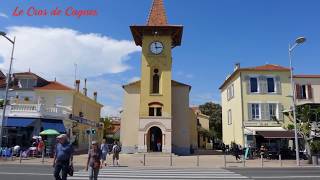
[69,167,250,179]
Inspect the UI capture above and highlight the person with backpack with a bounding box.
[112,141,121,166]
[100,139,109,167]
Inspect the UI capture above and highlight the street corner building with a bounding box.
[120,0,208,155]
[220,64,295,149]
[0,71,103,151]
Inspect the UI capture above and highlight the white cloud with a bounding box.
[0,26,140,83]
[0,26,141,116]
[101,105,121,117]
[127,76,140,83]
[0,13,8,18]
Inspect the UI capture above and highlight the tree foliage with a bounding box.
[100,117,111,138]
[199,102,222,139]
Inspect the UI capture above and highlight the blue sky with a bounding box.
[0,0,320,116]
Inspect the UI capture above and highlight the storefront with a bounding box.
[3,117,66,147]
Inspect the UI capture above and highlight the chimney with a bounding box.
[93,92,97,101]
[83,78,87,96]
[75,80,80,92]
[234,63,240,71]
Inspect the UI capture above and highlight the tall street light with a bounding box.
[289,36,306,166]
[0,31,16,147]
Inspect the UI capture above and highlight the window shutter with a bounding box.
[248,103,252,120]
[278,103,284,121]
[261,103,268,120]
[275,76,282,94]
[295,84,301,99]
[307,84,313,99]
[259,76,267,94]
[265,103,270,120]
[244,75,250,94]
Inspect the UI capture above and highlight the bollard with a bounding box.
[223,154,227,168]
[279,154,282,167]
[41,149,45,164]
[197,155,199,167]
[261,154,264,168]
[243,155,245,167]
[143,154,146,166]
[19,151,22,164]
[170,153,173,166]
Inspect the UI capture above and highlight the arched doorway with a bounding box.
[147,126,162,152]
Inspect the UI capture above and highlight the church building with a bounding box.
[120,0,208,155]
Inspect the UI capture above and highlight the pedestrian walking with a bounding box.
[112,141,121,166]
[234,144,241,161]
[100,139,109,167]
[53,134,74,180]
[86,141,102,180]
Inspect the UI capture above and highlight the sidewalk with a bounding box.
[0,154,317,168]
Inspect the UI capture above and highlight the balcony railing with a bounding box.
[8,103,71,118]
[244,120,282,127]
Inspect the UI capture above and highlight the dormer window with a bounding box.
[19,78,37,89]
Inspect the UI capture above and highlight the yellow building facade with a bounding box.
[220,64,293,149]
[120,0,201,155]
[35,80,103,150]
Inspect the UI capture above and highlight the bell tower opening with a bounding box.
[152,68,160,94]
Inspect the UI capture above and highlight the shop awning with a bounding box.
[5,118,35,127]
[41,119,66,133]
[257,131,302,139]
[244,127,285,135]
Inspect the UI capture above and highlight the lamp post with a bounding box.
[0,31,16,147]
[288,36,306,166]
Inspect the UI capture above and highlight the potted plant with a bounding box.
[310,140,320,165]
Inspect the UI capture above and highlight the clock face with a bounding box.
[150,41,164,55]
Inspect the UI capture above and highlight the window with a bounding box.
[250,77,258,93]
[156,107,162,116]
[251,104,260,120]
[149,107,155,116]
[267,77,276,93]
[152,69,160,94]
[149,107,162,117]
[227,84,234,100]
[301,85,307,99]
[19,79,37,89]
[227,109,232,125]
[269,103,278,120]
[56,97,63,106]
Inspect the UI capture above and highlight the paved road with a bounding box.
[0,164,320,179]
[70,167,247,179]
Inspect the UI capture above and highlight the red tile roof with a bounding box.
[147,0,168,26]
[219,64,290,90]
[243,64,290,71]
[293,75,320,78]
[35,81,73,91]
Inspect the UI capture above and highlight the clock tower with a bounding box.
[130,0,183,153]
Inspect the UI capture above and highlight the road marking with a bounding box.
[252,175,320,179]
[69,168,249,179]
[0,172,52,176]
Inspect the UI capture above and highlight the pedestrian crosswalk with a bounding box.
[69,167,249,179]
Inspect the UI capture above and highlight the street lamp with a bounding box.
[289,36,306,166]
[0,31,16,147]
